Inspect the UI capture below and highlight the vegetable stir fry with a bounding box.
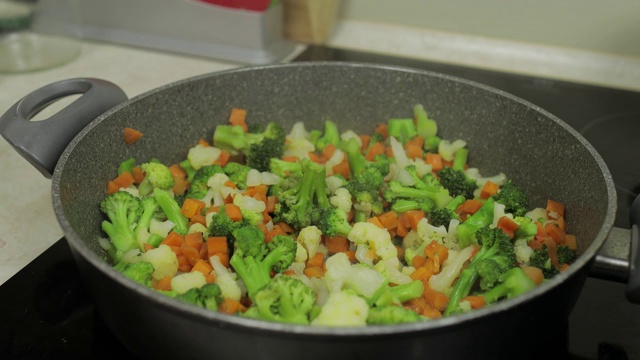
[99,105,578,326]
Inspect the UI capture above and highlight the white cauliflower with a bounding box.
[348,222,396,261]
[514,238,534,265]
[140,244,179,281]
[311,291,369,327]
[438,139,467,162]
[429,244,476,294]
[187,144,221,170]
[246,169,280,187]
[330,187,353,213]
[417,218,448,243]
[340,130,362,147]
[210,255,243,301]
[324,253,386,299]
[465,167,508,188]
[297,226,323,258]
[171,272,207,294]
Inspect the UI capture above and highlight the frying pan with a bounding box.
[1,62,638,360]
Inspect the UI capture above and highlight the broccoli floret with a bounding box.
[391,199,435,213]
[387,118,417,145]
[383,179,452,211]
[373,280,425,307]
[401,165,454,208]
[513,216,539,240]
[339,137,367,177]
[413,104,437,139]
[423,135,441,153]
[186,165,224,199]
[207,204,246,249]
[427,195,466,228]
[269,158,302,177]
[100,191,141,262]
[174,283,223,311]
[445,226,516,315]
[315,120,341,151]
[223,162,251,189]
[344,167,386,219]
[117,157,136,176]
[114,261,154,286]
[557,245,576,265]
[437,167,478,200]
[312,207,353,238]
[229,227,296,300]
[480,267,537,305]
[153,188,189,235]
[455,198,496,248]
[367,305,423,325]
[274,158,326,230]
[213,121,286,172]
[529,244,575,279]
[243,276,316,324]
[138,161,175,196]
[134,197,161,246]
[368,154,391,177]
[492,180,530,217]
[179,159,196,182]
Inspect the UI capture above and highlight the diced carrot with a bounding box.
[359,134,371,152]
[143,243,155,252]
[405,144,423,160]
[219,298,247,315]
[461,295,485,309]
[554,216,567,232]
[215,252,230,268]
[405,297,427,315]
[385,145,395,159]
[198,138,210,147]
[377,211,399,230]
[190,214,206,227]
[161,231,184,247]
[424,240,449,263]
[564,234,577,250]
[410,266,432,281]
[544,237,559,268]
[177,254,192,272]
[169,164,187,179]
[480,181,499,199]
[403,210,425,230]
[199,241,208,260]
[184,232,204,251]
[266,196,278,213]
[123,127,143,145]
[224,203,243,222]
[308,151,325,164]
[181,198,206,219]
[396,218,409,237]
[205,273,217,283]
[421,305,442,319]
[405,136,424,149]
[559,263,570,272]
[322,143,337,160]
[281,155,298,162]
[106,181,120,195]
[332,156,350,179]
[228,108,248,132]
[304,266,325,279]
[344,250,357,263]
[374,123,388,139]
[191,258,213,276]
[546,199,565,218]
[153,276,172,291]
[424,285,449,311]
[367,216,384,229]
[497,216,519,239]
[283,269,296,276]
[521,265,544,285]
[545,222,567,244]
[265,225,286,243]
[206,205,220,215]
[425,153,443,172]
[132,166,146,184]
[207,237,228,258]
[411,255,427,269]
[181,244,202,266]
[172,176,189,196]
[307,252,325,268]
[325,236,350,254]
[395,244,404,261]
[456,199,483,218]
[365,141,385,161]
[214,150,231,167]
[113,171,135,189]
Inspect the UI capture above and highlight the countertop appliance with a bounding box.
[1,45,639,360]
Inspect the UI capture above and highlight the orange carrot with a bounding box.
[546,199,565,218]
[424,240,449,263]
[191,259,213,276]
[266,196,278,213]
[106,181,120,195]
[169,163,187,179]
[161,231,184,247]
[405,297,427,315]
[405,136,424,149]
[172,176,189,196]
[545,222,567,244]
[307,252,325,269]
[480,181,499,199]
[403,210,425,230]
[322,143,337,160]
[377,211,399,230]
[308,151,325,164]
[522,265,544,285]
[184,232,204,251]
[425,153,443,172]
[113,171,135,189]
[456,199,483,219]
[207,236,228,258]
[303,266,325,279]
[190,214,206,227]
[132,167,146,184]
[410,266,432,281]
[332,157,350,179]
[215,252,230,268]
[198,138,210,147]
[424,285,449,311]
[544,237,559,269]
[497,216,519,239]
[214,149,231,167]
[281,155,298,163]
[359,134,371,152]
[365,141,385,161]
[224,203,243,222]
[265,225,286,243]
[461,295,485,309]
[396,218,409,237]
[564,234,577,250]
[421,305,442,319]
[325,236,350,254]
[374,123,388,139]
[367,216,385,229]
[123,127,143,145]
[153,276,173,291]
[405,144,423,160]
[219,298,246,314]
[275,222,295,234]
[411,255,427,269]
[554,216,567,232]
[181,244,201,267]
[181,198,206,219]
[228,108,248,132]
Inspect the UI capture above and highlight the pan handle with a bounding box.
[0,78,127,178]
[626,194,640,302]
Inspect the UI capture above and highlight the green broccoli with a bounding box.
[315,120,341,152]
[100,191,141,262]
[437,167,477,200]
[480,267,537,305]
[455,198,496,248]
[344,167,386,220]
[367,154,391,177]
[269,158,302,177]
[339,137,368,177]
[445,226,517,315]
[114,261,154,286]
[387,118,417,145]
[401,165,454,208]
[383,179,452,211]
[186,164,224,199]
[179,159,196,182]
[312,207,353,238]
[117,157,136,176]
[413,104,437,140]
[529,244,575,279]
[513,216,539,240]
[212,121,286,172]
[427,195,466,228]
[373,280,425,307]
[223,162,252,189]
[557,245,576,265]
[423,135,441,153]
[367,305,423,325]
[229,226,296,300]
[243,276,316,324]
[174,283,223,311]
[207,204,247,249]
[134,196,161,245]
[391,198,435,214]
[492,180,530,217]
[138,161,175,196]
[153,188,189,235]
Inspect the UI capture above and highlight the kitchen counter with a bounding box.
[1,19,639,285]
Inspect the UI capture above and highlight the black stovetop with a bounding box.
[2,45,640,360]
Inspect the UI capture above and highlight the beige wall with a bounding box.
[338,0,640,58]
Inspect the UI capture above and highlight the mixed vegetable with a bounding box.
[99,105,577,326]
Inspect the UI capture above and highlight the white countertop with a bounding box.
[1,19,638,285]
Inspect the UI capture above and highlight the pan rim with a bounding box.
[51,61,617,337]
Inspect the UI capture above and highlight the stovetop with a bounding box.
[2,45,640,360]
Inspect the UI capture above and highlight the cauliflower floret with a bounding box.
[171,272,207,294]
[325,175,346,194]
[438,139,467,162]
[388,136,411,169]
[233,194,266,213]
[340,130,362,147]
[324,253,386,299]
[246,169,280,187]
[348,222,396,261]
[149,218,175,238]
[140,244,179,281]
[465,167,508,188]
[373,257,413,285]
[210,255,243,301]
[525,207,548,223]
[295,242,308,263]
[330,187,353,213]
[204,173,238,207]
[297,226,323,258]
[187,144,221,170]
[514,238,534,265]
[311,291,369,327]
[429,244,476,294]
[417,218,448,243]
[324,149,345,176]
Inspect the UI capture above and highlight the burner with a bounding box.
[580,112,640,228]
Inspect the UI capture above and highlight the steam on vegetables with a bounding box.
[99,105,578,326]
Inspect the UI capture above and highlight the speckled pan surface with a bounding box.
[51,62,615,351]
